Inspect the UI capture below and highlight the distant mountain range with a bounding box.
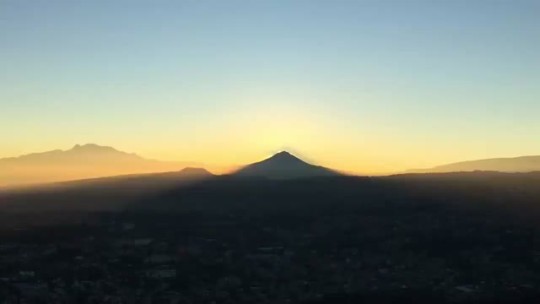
[408,155,540,174]
[0,146,340,187]
[0,144,201,187]
[233,151,339,179]
[3,144,540,187]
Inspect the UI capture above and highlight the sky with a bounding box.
[1,0,539,174]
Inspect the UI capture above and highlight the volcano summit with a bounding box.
[233,151,339,179]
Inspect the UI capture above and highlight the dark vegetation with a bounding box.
[1,172,540,303]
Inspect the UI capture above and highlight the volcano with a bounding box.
[233,151,339,179]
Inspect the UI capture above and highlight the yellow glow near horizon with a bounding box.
[2,0,540,182]
[2,95,540,177]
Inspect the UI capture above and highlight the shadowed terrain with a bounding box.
[2,169,540,302]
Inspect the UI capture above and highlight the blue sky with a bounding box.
[1,0,539,173]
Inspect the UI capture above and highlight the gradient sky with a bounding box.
[1,0,539,174]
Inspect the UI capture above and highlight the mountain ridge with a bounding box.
[408,155,540,173]
[0,144,145,163]
[0,144,202,187]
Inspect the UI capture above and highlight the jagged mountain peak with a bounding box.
[70,143,123,153]
[0,144,199,187]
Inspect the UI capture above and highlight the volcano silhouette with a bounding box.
[233,151,339,179]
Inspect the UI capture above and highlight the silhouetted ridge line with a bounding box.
[178,167,213,177]
[233,151,339,179]
[408,155,540,173]
[0,144,201,187]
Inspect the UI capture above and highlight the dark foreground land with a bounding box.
[2,172,540,303]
